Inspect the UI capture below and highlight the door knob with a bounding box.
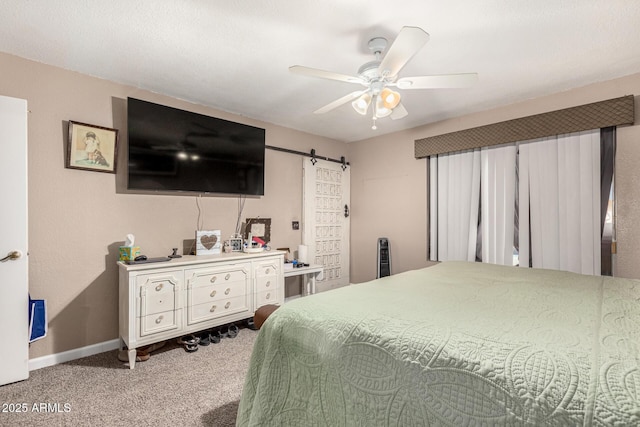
[1,250,22,262]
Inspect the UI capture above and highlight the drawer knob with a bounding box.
[225,273,231,280]
[266,293,271,300]
[225,302,231,309]
[210,305,217,312]
[210,276,217,283]
[266,281,271,287]
[155,315,163,324]
[265,268,271,274]
[155,284,163,291]
[225,288,231,295]
[210,290,217,297]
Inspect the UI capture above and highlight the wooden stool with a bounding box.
[253,304,280,329]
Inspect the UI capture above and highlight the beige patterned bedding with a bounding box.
[237,261,640,426]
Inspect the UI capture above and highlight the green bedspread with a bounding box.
[237,261,640,426]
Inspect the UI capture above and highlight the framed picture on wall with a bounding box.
[66,121,119,173]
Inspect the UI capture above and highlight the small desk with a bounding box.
[284,264,324,295]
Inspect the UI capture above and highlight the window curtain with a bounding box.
[600,127,616,276]
[518,130,601,275]
[429,149,481,261]
[600,127,615,235]
[480,144,517,265]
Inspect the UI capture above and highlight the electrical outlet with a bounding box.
[292,221,299,230]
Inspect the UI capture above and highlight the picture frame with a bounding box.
[229,237,244,252]
[244,218,271,244]
[195,230,222,255]
[66,121,119,173]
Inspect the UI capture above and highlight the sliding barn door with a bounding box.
[303,158,350,291]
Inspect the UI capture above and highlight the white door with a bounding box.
[303,158,350,291]
[0,95,29,385]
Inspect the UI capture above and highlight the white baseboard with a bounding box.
[29,339,120,371]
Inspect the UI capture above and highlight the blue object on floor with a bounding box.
[28,295,47,343]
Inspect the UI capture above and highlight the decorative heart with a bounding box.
[201,235,218,250]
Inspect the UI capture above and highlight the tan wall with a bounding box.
[348,72,640,284]
[347,128,431,283]
[0,52,347,359]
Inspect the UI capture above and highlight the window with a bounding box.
[429,128,615,276]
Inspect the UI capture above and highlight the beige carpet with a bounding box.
[0,327,258,427]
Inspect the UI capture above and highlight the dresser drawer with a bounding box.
[136,271,181,317]
[256,289,278,308]
[254,259,280,277]
[186,263,250,289]
[190,280,246,304]
[255,275,278,293]
[139,309,180,337]
[188,295,249,324]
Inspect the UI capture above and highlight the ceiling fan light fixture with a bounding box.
[290,26,477,131]
[351,92,372,115]
[374,96,392,118]
[381,88,401,109]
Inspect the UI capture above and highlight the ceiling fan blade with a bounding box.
[289,65,364,84]
[396,73,479,89]
[314,90,366,114]
[390,102,408,120]
[378,26,430,78]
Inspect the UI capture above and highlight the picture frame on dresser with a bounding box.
[195,230,222,255]
[66,121,119,173]
[244,218,271,243]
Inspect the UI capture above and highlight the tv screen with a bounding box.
[127,98,265,195]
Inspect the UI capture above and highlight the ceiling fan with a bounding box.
[290,26,478,129]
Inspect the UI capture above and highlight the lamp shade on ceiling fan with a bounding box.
[374,96,392,118]
[352,92,372,115]
[380,88,401,109]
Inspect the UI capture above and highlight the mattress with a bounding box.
[236,261,640,426]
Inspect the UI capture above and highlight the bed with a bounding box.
[236,261,640,426]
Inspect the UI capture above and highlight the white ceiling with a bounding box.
[1,1,640,142]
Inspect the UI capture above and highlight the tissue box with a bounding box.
[119,246,141,261]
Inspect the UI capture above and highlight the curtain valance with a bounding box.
[415,95,634,158]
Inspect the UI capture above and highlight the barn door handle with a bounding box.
[1,250,22,262]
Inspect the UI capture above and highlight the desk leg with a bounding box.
[311,274,316,294]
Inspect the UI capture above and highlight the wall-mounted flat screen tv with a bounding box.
[127,98,265,195]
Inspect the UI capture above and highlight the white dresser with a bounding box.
[118,251,284,368]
